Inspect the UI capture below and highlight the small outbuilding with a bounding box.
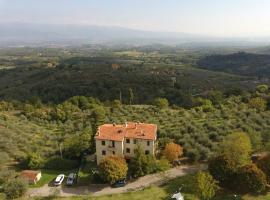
[20,170,42,184]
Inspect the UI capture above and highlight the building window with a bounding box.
[112,141,115,147]
[112,151,115,155]
[126,148,130,153]
[102,141,106,146]
[126,139,130,144]
[147,141,150,146]
[145,150,150,155]
[102,150,106,155]
[133,139,137,144]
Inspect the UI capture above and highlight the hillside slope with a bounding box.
[0,58,253,105]
[197,52,270,77]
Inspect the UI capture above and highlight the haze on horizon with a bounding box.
[0,0,270,38]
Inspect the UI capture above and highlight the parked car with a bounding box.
[173,160,181,166]
[66,173,77,186]
[112,179,126,187]
[54,174,65,186]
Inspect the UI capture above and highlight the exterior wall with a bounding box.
[123,138,155,158]
[96,139,124,164]
[95,138,156,164]
[35,173,42,183]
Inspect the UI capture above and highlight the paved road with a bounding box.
[27,164,206,197]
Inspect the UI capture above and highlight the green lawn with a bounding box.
[77,160,97,186]
[30,169,78,188]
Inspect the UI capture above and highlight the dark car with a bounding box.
[66,173,77,186]
[173,160,181,166]
[112,179,126,187]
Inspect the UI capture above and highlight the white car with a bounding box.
[54,174,65,186]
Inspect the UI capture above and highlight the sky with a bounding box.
[0,0,270,37]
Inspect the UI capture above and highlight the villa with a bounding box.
[95,122,157,164]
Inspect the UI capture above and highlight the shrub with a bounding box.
[144,155,158,174]
[248,97,267,111]
[129,146,148,178]
[0,169,16,185]
[196,171,219,200]
[99,155,128,184]
[153,98,169,109]
[256,154,270,183]
[156,158,171,172]
[27,153,45,169]
[208,154,237,187]
[3,178,28,199]
[44,157,80,170]
[236,164,267,194]
[164,142,183,162]
[256,85,268,93]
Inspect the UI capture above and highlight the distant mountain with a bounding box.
[1,23,270,47]
[0,23,208,46]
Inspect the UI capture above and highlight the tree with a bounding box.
[247,132,262,152]
[98,155,128,184]
[3,178,28,199]
[219,132,252,167]
[208,154,237,186]
[112,100,122,109]
[129,146,148,178]
[164,142,183,163]
[63,131,91,159]
[205,90,223,105]
[256,154,270,183]
[153,98,169,109]
[90,105,106,151]
[0,152,9,168]
[193,98,214,112]
[144,155,157,174]
[0,169,16,185]
[27,153,45,169]
[236,164,267,194]
[196,171,219,200]
[91,106,106,134]
[248,97,267,111]
[256,85,269,94]
[129,88,134,105]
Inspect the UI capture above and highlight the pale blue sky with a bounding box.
[1,0,270,37]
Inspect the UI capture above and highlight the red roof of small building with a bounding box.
[95,122,157,141]
[20,170,41,181]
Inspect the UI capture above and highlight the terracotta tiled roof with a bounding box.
[95,122,157,141]
[20,170,41,181]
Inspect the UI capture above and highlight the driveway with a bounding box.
[27,164,206,197]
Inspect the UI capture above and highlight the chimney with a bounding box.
[113,123,116,127]
[125,121,128,128]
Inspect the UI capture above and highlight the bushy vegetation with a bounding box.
[196,171,219,200]
[2,178,28,199]
[98,155,128,184]
[163,142,183,162]
[236,164,267,194]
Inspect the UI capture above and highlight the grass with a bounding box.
[30,169,78,188]
[77,160,97,186]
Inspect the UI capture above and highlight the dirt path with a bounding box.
[27,164,206,197]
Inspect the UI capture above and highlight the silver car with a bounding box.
[66,173,77,186]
